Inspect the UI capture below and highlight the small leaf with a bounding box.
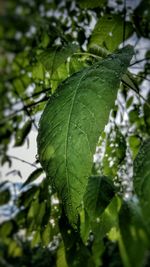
[126,96,134,109]
[32,62,45,81]
[37,43,79,74]
[50,63,68,92]
[0,221,14,238]
[122,71,139,94]
[31,231,41,247]
[23,168,43,187]
[17,186,39,208]
[88,44,109,58]
[80,209,91,244]
[84,176,115,220]
[89,14,133,51]
[1,154,12,167]
[56,242,69,267]
[0,188,11,205]
[128,106,140,124]
[8,240,22,257]
[14,120,32,147]
[128,135,141,159]
[38,46,133,225]
[41,223,52,246]
[91,197,121,267]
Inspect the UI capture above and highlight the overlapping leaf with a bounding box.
[84,176,115,219]
[37,46,133,225]
[37,43,79,74]
[89,14,133,51]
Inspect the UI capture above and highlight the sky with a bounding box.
[0,130,39,183]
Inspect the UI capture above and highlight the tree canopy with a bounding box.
[0,0,150,266]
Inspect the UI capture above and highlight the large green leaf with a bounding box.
[37,46,133,225]
[133,138,150,234]
[89,14,133,51]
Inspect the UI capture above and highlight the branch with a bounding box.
[130,57,150,66]
[7,155,38,168]
[121,79,150,108]
[11,87,51,106]
[0,96,49,125]
[134,74,150,82]
[13,82,38,131]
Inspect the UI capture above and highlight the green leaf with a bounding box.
[119,201,149,267]
[31,231,41,247]
[23,168,43,187]
[128,135,141,159]
[133,138,150,234]
[59,214,95,267]
[50,63,68,92]
[14,120,32,147]
[68,56,86,76]
[56,242,69,267]
[17,186,39,208]
[126,96,134,109]
[80,209,91,244]
[89,14,133,51]
[91,197,121,267]
[41,223,52,246]
[84,176,115,220]
[37,46,133,225]
[0,221,14,238]
[0,188,11,205]
[37,43,79,74]
[8,240,22,257]
[32,62,45,81]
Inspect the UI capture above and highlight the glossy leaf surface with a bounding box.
[37,46,133,224]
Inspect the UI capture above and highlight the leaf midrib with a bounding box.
[64,70,88,211]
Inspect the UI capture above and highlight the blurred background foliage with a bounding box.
[0,0,150,266]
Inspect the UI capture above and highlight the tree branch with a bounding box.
[0,96,49,125]
[130,57,150,66]
[7,155,38,168]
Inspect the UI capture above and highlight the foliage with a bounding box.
[0,0,150,267]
